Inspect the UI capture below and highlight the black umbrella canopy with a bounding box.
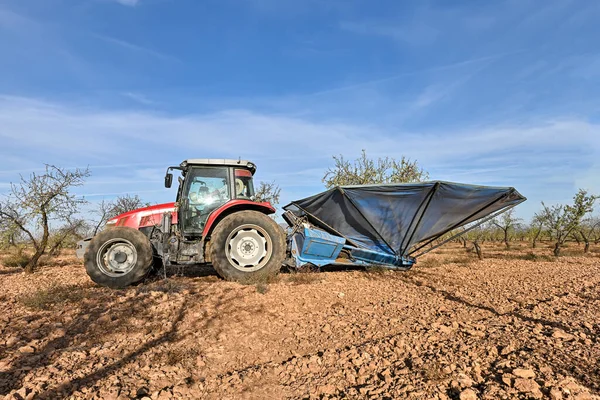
[284,181,526,256]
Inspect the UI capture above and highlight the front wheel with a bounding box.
[209,211,285,282]
[84,227,154,289]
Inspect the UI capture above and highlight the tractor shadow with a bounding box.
[157,263,367,281]
[0,269,21,276]
[0,278,259,399]
[0,284,180,397]
[157,263,219,279]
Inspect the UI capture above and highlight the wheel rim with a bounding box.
[226,224,273,272]
[96,238,138,277]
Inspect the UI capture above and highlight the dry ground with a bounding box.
[1,243,599,400]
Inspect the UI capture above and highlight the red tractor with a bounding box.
[80,159,286,288]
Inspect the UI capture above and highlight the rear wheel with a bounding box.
[209,211,285,282]
[84,227,154,288]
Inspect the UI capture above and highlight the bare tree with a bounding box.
[47,218,89,256]
[578,216,600,253]
[0,165,90,272]
[91,199,115,236]
[323,149,429,188]
[539,189,598,256]
[492,209,522,249]
[589,216,600,245]
[0,217,21,249]
[109,194,149,218]
[254,181,282,208]
[89,195,149,235]
[529,213,545,249]
[464,223,489,260]
[459,231,468,248]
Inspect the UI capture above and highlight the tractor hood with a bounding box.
[107,202,177,229]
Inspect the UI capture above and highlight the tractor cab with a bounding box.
[164,159,258,236]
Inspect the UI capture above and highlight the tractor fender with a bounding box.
[202,200,275,239]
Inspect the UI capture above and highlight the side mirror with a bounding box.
[165,173,173,188]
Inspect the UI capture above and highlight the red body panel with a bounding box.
[201,200,275,237]
[107,200,275,234]
[109,202,177,229]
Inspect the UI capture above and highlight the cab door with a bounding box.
[180,166,231,236]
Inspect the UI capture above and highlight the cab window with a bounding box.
[234,169,254,199]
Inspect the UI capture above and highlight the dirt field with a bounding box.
[1,243,599,400]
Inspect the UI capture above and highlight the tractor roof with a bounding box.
[180,159,256,174]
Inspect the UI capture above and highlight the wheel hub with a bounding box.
[96,239,138,277]
[240,239,257,256]
[113,251,128,263]
[227,226,271,271]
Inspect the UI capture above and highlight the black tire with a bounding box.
[209,210,285,282]
[84,227,154,289]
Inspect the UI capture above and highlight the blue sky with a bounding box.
[1,0,599,221]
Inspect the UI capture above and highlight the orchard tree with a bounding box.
[323,150,429,188]
[91,199,114,236]
[513,224,529,242]
[464,222,491,260]
[539,189,598,256]
[528,213,546,249]
[47,218,88,256]
[492,209,522,249]
[255,181,281,208]
[109,194,149,218]
[591,216,600,245]
[578,216,600,253]
[0,218,21,248]
[0,165,90,272]
[90,194,150,235]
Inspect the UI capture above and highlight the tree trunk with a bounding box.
[25,209,49,273]
[579,231,590,254]
[553,242,561,257]
[25,250,44,273]
[504,229,510,249]
[532,230,541,249]
[474,241,483,260]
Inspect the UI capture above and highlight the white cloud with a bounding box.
[1,95,595,168]
[0,95,598,218]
